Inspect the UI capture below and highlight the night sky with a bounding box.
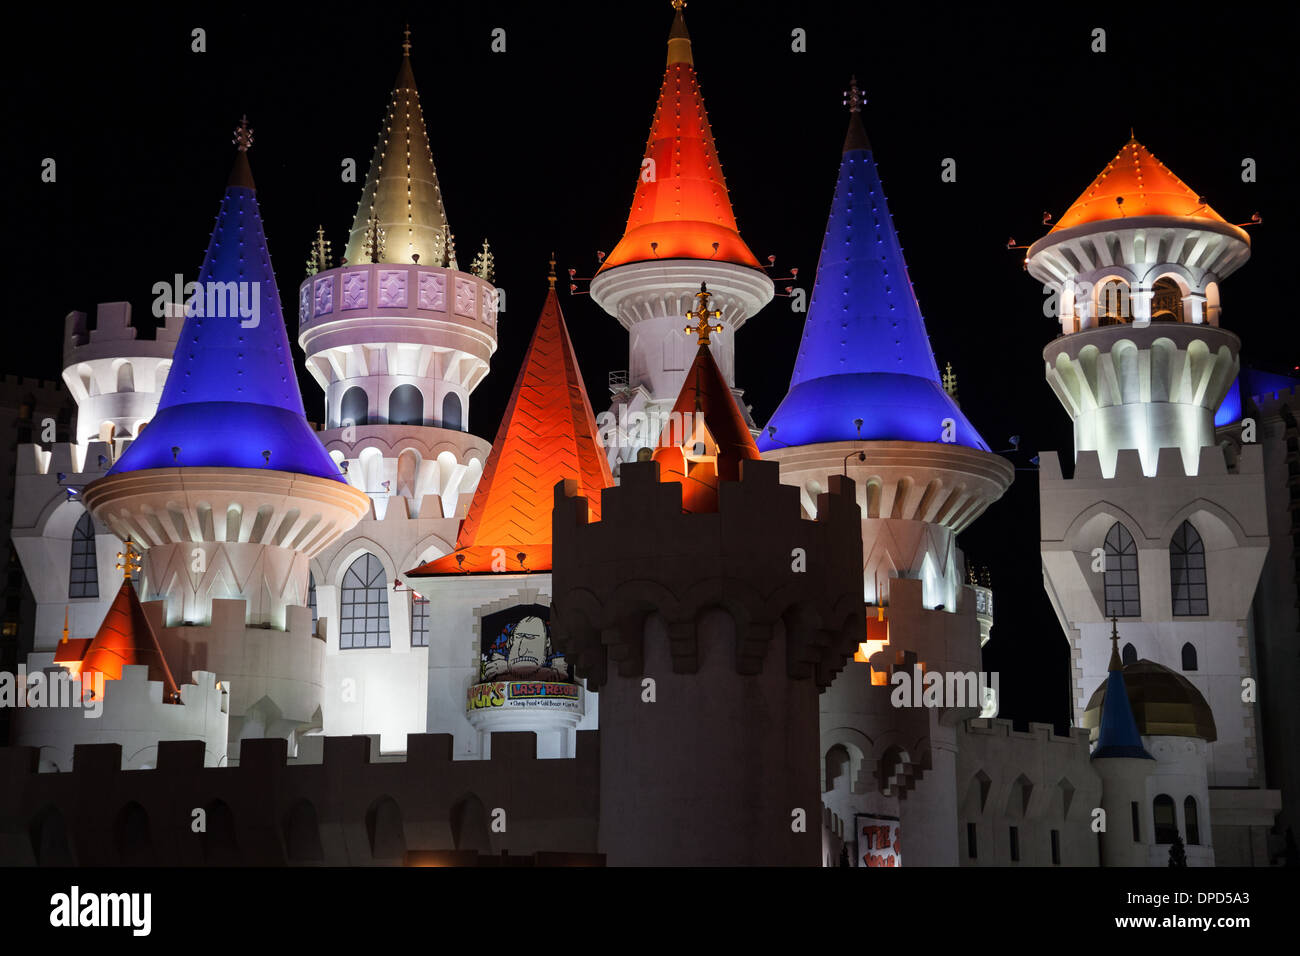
[8,1,1298,730]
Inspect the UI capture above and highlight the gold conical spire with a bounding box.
[667,0,693,66]
[345,28,451,267]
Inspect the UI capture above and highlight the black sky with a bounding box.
[7,1,1298,730]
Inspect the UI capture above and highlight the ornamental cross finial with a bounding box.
[403,24,412,56]
[942,361,958,398]
[116,539,143,582]
[844,75,864,113]
[233,115,253,152]
[685,282,724,346]
[671,0,685,11]
[547,251,557,290]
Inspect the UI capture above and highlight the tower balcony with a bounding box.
[298,263,498,428]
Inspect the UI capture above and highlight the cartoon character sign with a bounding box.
[479,604,571,682]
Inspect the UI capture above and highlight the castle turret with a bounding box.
[1027,136,1249,478]
[298,32,497,450]
[1088,620,1156,866]
[1032,135,1278,863]
[81,119,369,758]
[590,1,773,466]
[759,84,1012,865]
[550,321,865,864]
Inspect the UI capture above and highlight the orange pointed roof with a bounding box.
[597,6,761,273]
[408,278,614,575]
[1051,136,1228,233]
[55,579,182,702]
[652,338,761,513]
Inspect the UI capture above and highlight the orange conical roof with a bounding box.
[77,580,181,701]
[409,280,614,575]
[1051,136,1228,233]
[597,6,761,272]
[652,340,761,513]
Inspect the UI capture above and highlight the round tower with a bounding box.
[590,2,773,465]
[81,120,370,757]
[297,33,497,471]
[62,302,182,457]
[1026,136,1250,478]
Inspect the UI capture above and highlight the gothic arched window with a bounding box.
[1121,643,1137,666]
[411,594,430,647]
[1153,794,1178,844]
[1170,521,1208,616]
[1103,522,1140,617]
[69,513,98,599]
[1184,796,1200,845]
[340,553,389,649]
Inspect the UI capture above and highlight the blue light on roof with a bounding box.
[759,128,989,453]
[109,173,341,481]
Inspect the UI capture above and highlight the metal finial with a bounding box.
[684,282,724,346]
[1107,615,1124,672]
[115,538,143,582]
[233,115,254,152]
[548,252,557,290]
[671,0,685,10]
[844,75,864,113]
[61,605,69,644]
[402,24,412,56]
[942,361,958,398]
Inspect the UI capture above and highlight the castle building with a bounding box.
[0,5,1292,868]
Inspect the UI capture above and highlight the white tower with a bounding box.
[1031,136,1279,864]
[589,5,773,466]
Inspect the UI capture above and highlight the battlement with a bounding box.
[0,374,68,400]
[13,440,115,478]
[63,301,182,358]
[550,458,865,689]
[1038,443,1264,483]
[10,664,228,773]
[963,717,1091,747]
[0,730,600,865]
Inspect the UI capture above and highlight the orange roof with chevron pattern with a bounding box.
[407,285,613,575]
[54,579,182,702]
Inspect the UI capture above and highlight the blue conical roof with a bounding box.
[109,127,343,481]
[758,101,989,452]
[1092,626,1154,760]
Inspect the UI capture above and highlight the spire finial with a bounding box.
[1129,126,1135,141]
[841,77,870,153]
[1107,615,1123,672]
[844,75,864,113]
[684,281,724,346]
[548,251,557,290]
[233,115,253,153]
[116,538,143,582]
[667,0,692,65]
[402,24,412,57]
[61,605,69,645]
[942,361,958,399]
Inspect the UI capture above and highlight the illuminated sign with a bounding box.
[466,681,582,714]
[856,814,901,867]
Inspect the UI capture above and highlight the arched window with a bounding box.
[115,362,134,393]
[1181,642,1198,671]
[1097,279,1131,326]
[69,513,98,599]
[1122,643,1138,666]
[1150,277,1185,323]
[339,386,369,428]
[1153,794,1178,844]
[1103,522,1140,617]
[340,553,389,649]
[388,384,423,426]
[1184,796,1200,845]
[1170,521,1208,616]
[442,392,463,431]
[307,572,318,630]
[411,594,430,647]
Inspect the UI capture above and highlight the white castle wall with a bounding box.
[11,663,227,772]
[1039,444,1269,788]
